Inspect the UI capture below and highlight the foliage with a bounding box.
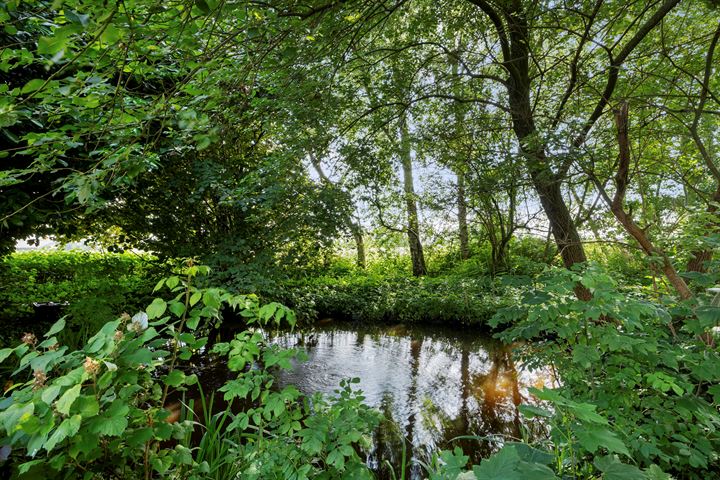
[489,264,720,478]
[0,265,379,479]
[0,251,159,347]
[273,272,507,327]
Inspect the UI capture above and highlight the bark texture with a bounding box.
[457,170,470,260]
[400,115,427,276]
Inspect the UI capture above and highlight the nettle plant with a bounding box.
[0,263,379,479]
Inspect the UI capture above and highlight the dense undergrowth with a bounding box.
[272,274,506,326]
[0,251,162,348]
[1,251,718,479]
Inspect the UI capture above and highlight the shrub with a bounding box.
[272,273,507,327]
[0,251,160,347]
[489,264,720,478]
[0,265,379,479]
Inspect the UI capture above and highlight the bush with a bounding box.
[271,273,507,327]
[489,264,720,479]
[0,251,161,347]
[0,265,379,479]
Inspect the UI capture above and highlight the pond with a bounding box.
[264,321,554,479]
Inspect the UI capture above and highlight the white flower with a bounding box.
[128,312,149,332]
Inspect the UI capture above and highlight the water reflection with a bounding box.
[268,322,551,479]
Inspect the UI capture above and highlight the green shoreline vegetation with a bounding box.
[2,0,720,478]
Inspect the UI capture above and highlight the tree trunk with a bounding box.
[686,23,720,273]
[309,154,366,269]
[611,102,693,300]
[451,53,471,261]
[502,10,590,299]
[687,184,720,273]
[457,169,470,260]
[350,223,367,269]
[399,114,427,276]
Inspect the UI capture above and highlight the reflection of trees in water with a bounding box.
[404,337,423,479]
[369,335,423,480]
[268,325,550,479]
[420,344,524,463]
[370,392,407,479]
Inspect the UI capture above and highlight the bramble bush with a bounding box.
[486,264,720,479]
[0,263,380,479]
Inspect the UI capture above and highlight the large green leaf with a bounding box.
[575,425,630,457]
[594,455,645,480]
[472,446,521,479]
[56,384,82,415]
[44,415,81,452]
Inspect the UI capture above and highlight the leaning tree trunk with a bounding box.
[611,102,693,300]
[503,12,590,299]
[686,23,720,274]
[399,115,427,276]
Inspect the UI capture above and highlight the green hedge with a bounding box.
[0,250,161,346]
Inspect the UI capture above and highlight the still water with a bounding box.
[266,322,554,478]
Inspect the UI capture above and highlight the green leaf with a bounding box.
[189,291,202,306]
[574,425,630,457]
[64,10,90,26]
[164,370,185,387]
[124,348,152,365]
[473,445,521,479]
[0,348,13,363]
[89,401,128,437]
[153,278,165,292]
[146,298,167,319]
[186,313,201,330]
[593,455,644,480]
[695,306,720,328]
[169,302,186,317]
[56,384,82,415]
[45,415,81,452]
[166,276,180,289]
[21,79,45,94]
[126,427,154,447]
[518,405,553,419]
[196,0,211,14]
[100,24,122,44]
[565,401,608,424]
[708,384,720,404]
[73,396,100,417]
[44,317,66,337]
[643,464,671,480]
[41,385,62,405]
[505,443,554,465]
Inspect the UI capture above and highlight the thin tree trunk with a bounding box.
[611,102,692,300]
[399,114,427,276]
[686,22,720,273]
[451,53,471,261]
[350,224,367,269]
[309,155,366,269]
[457,169,470,260]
